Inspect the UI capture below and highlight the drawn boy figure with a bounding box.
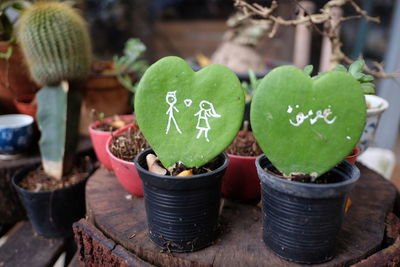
[165,91,182,134]
[194,100,221,142]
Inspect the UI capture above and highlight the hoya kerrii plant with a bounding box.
[17,1,92,179]
[251,64,366,179]
[134,56,245,171]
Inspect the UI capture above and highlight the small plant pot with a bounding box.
[359,95,389,153]
[222,154,260,202]
[0,114,34,156]
[135,148,229,252]
[12,162,93,238]
[255,155,360,264]
[89,114,134,171]
[345,146,360,164]
[106,123,143,196]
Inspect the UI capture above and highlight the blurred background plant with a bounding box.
[0,0,30,58]
[113,38,149,93]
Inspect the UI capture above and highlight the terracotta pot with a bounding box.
[89,114,134,171]
[222,154,260,202]
[13,94,37,119]
[79,61,134,135]
[106,123,143,196]
[345,147,360,164]
[0,42,39,114]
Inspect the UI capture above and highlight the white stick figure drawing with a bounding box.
[165,91,182,134]
[194,100,221,142]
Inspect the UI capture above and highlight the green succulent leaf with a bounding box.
[135,56,245,168]
[359,74,374,82]
[251,66,366,177]
[303,65,313,76]
[349,60,365,76]
[333,64,347,72]
[361,83,376,94]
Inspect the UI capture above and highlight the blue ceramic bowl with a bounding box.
[0,114,34,155]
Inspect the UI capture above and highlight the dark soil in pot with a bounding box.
[109,125,148,162]
[135,148,229,252]
[256,155,360,264]
[12,156,94,238]
[225,126,262,156]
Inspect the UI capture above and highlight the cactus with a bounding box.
[251,66,366,178]
[17,2,92,180]
[17,2,91,86]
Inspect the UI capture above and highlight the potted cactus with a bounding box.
[251,65,365,263]
[134,56,245,252]
[11,2,93,238]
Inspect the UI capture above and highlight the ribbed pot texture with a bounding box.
[256,155,360,264]
[135,148,229,252]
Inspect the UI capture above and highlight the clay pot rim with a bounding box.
[227,153,258,160]
[105,123,137,166]
[88,114,135,136]
[346,146,360,160]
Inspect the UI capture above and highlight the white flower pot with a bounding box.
[359,95,389,153]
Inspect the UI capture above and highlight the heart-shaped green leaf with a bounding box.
[135,56,245,168]
[251,66,366,177]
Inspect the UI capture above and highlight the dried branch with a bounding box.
[234,0,399,79]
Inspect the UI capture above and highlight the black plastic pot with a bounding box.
[255,155,360,264]
[135,148,229,252]
[12,162,93,238]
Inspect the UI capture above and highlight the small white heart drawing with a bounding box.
[184,99,193,107]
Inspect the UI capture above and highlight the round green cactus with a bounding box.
[17,2,91,86]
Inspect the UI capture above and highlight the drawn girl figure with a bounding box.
[194,100,221,142]
[165,91,182,134]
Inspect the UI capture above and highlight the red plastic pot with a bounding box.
[88,114,134,171]
[222,154,260,202]
[345,147,360,164]
[106,124,143,196]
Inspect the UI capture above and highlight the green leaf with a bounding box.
[135,56,245,168]
[251,66,366,177]
[352,72,364,80]
[333,64,347,72]
[361,83,376,94]
[303,65,313,76]
[0,46,12,59]
[359,74,374,82]
[349,60,365,76]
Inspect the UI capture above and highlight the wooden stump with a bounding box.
[80,164,398,266]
